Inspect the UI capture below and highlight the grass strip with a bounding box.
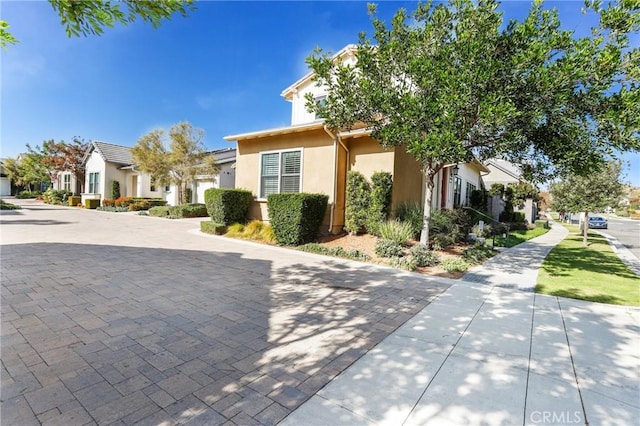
[536,225,640,306]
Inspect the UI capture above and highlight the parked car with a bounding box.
[588,216,608,229]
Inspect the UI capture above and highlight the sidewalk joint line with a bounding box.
[401,284,496,426]
[522,292,537,426]
[556,296,589,426]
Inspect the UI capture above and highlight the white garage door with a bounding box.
[0,177,11,196]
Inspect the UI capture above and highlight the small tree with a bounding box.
[551,162,624,246]
[111,180,121,199]
[132,122,219,205]
[42,137,89,194]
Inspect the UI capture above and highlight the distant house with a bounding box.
[0,158,12,196]
[225,44,488,234]
[79,141,235,205]
[482,159,526,187]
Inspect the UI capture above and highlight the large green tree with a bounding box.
[551,161,624,246]
[306,0,639,245]
[132,122,219,204]
[1,0,195,48]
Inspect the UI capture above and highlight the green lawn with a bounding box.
[537,225,640,306]
[494,224,549,247]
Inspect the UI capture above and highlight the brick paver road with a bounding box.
[1,200,449,425]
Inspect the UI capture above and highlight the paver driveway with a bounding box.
[0,200,449,425]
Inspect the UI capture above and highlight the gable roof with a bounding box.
[280,44,358,100]
[83,141,133,166]
[485,159,523,181]
[211,148,236,165]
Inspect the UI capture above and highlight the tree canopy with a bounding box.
[1,0,195,48]
[132,122,219,204]
[551,161,624,245]
[305,0,639,245]
[41,137,90,193]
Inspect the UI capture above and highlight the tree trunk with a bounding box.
[583,210,589,247]
[419,165,437,246]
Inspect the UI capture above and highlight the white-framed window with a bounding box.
[465,182,477,206]
[314,95,327,121]
[453,176,462,208]
[259,149,302,199]
[88,172,100,194]
[63,174,71,191]
[164,185,171,192]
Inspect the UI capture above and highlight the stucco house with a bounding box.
[80,141,235,205]
[224,45,488,234]
[482,159,527,187]
[0,158,12,196]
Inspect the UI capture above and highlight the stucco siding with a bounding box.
[84,151,106,197]
[483,164,518,186]
[392,146,423,213]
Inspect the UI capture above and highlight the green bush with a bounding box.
[184,188,192,204]
[440,258,469,273]
[298,243,371,262]
[131,197,166,207]
[68,196,81,206]
[16,191,41,199]
[375,238,403,258]
[389,256,418,271]
[429,209,471,248]
[512,212,526,223]
[85,199,100,209]
[95,206,129,212]
[366,171,393,236]
[43,189,71,205]
[378,220,414,245]
[395,201,423,240]
[205,188,253,225]
[345,171,370,234]
[409,244,440,267]
[201,221,227,235]
[616,208,630,217]
[149,206,171,217]
[463,243,496,264]
[0,200,21,210]
[169,203,208,218]
[267,193,328,246]
[471,223,493,238]
[535,219,550,229]
[111,180,121,199]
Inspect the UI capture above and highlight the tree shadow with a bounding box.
[0,219,74,225]
[0,242,448,425]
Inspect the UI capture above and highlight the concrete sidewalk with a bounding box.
[282,224,640,425]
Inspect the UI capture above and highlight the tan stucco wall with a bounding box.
[235,129,336,229]
[392,146,423,213]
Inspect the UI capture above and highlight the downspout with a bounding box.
[324,126,350,234]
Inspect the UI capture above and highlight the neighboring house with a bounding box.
[80,141,235,205]
[482,159,526,187]
[52,171,81,194]
[224,44,488,234]
[0,158,11,196]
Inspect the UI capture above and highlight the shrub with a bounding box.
[42,189,71,205]
[205,188,253,225]
[440,258,469,273]
[389,256,418,271]
[298,243,371,262]
[512,212,526,223]
[16,191,41,199]
[68,196,81,206]
[375,238,403,258]
[111,180,121,199]
[259,223,275,243]
[395,201,423,239]
[378,220,414,245]
[132,197,166,207]
[168,203,208,218]
[0,200,21,210]
[85,199,100,209]
[470,189,487,210]
[367,171,393,236]
[409,244,440,267]
[102,198,115,207]
[114,197,133,207]
[344,171,370,234]
[471,223,493,238]
[267,193,328,246]
[95,206,129,212]
[463,243,496,264]
[128,200,150,211]
[429,209,471,248]
[149,206,171,217]
[184,187,192,204]
[535,219,550,229]
[201,221,227,235]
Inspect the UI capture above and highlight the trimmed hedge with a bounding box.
[205,188,253,225]
[149,206,171,217]
[267,193,328,246]
[201,221,227,235]
[169,203,208,218]
[16,191,41,199]
[344,171,370,234]
[68,196,81,206]
[85,199,100,209]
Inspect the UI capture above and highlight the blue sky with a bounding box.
[1,0,638,185]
